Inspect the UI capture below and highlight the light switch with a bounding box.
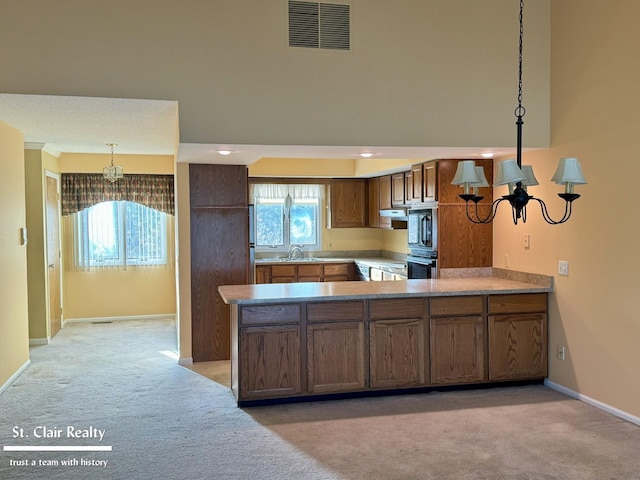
[524,234,530,249]
[20,227,27,246]
[558,260,569,276]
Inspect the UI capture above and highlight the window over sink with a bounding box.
[251,184,323,253]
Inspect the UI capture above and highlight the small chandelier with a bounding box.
[103,143,123,183]
[451,0,587,225]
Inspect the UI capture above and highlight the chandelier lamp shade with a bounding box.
[452,0,587,225]
[103,143,124,183]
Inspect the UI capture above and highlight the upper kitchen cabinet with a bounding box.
[367,176,392,229]
[438,159,493,205]
[189,164,248,207]
[391,173,405,207]
[406,160,437,205]
[329,179,367,228]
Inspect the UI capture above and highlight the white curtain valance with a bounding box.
[250,183,325,200]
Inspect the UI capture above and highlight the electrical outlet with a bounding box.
[504,254,510,268]
[557,345,566,360]
[524,234,530,249]
[558,260,569,276]
[327,241,333,250]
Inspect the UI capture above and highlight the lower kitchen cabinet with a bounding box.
[369,298,427,388]
[228,292,548,404]
[239,325,301,400]
[255,262,355,283]
[430,296,485,384]
[431,316,485,384]
[488,294,547,381]
[307,322,365,393]
[306,301,366,393]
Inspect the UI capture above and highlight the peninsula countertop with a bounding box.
[218,275,553,305]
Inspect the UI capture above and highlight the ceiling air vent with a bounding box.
[289,1,350,51]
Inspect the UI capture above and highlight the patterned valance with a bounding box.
[61,173,174,216]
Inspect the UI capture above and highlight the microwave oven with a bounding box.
[407,208,437,258]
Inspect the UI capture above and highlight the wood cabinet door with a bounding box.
[330,179,367,228]
[255,265,271,284]
[437,159,494,205]
[189,164,248,207]
[191,207,248,361]
[438,205,493,268]
[240,325,301,400]
[404,170,412,204]
[488,313,547,380]
[307,322,365,393]
[431,316,485,384]
[367,177,380,228]
[379,175,392,209]
[410,164,423,203]
[370,318,426,388]
[392,173,405,207]
[423,161,437,202]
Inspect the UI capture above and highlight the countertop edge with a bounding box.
[218,277,552,305]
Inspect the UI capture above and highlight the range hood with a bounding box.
[379,208,408,220]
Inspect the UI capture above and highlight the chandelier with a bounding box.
[451,0,587,225]
[103,143,123,183]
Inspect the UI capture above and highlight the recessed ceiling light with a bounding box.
[217,149,234,156]
[358,152,376,158]
[481,152,494,158]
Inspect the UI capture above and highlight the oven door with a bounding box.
[406,256,436,279]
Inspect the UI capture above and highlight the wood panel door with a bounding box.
[307,322,365,393]
[422,161,437,202]
[488,313,547,380]
[431,316,485,384]
[45,173,62,338]
[240,325,301,400]
[191,207,249,361]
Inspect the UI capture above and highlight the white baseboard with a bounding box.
[178,357,193,366]
[0,359,31,395]
[545,379,640,427]
[63,314,176,326]
[29,337,49,346]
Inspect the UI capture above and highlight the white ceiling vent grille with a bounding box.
[289,1,350,50]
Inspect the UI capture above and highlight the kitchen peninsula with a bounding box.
[219,270,553,406]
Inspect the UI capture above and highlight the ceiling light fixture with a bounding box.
[358,152,376,158]
[217,149,234,156]
[452,0,586,225]
[103,143,123,183]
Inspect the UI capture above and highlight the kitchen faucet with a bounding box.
[287,244,304,260]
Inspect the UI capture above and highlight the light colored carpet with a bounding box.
[1,319,639,480]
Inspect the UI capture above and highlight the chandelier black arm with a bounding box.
[530,197,573,225]
[464,198,506,224]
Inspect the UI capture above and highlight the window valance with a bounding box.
[61,173,174,216]
[250,183,324,200]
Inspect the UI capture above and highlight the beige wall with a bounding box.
[493,0,640,418]
[0,0,551,150]
[0,121,30,389]
[58,153,177,320]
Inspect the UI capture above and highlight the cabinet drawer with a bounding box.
[298,264,323,276]
[370,298,425,320]
[488,294,547,314]
[271,264,296,277]
[430,296,483,316]
[307,301,365,322]
[240,304,301,325]
[323,263,349,276]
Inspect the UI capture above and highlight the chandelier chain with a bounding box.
[516,0,525,118]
